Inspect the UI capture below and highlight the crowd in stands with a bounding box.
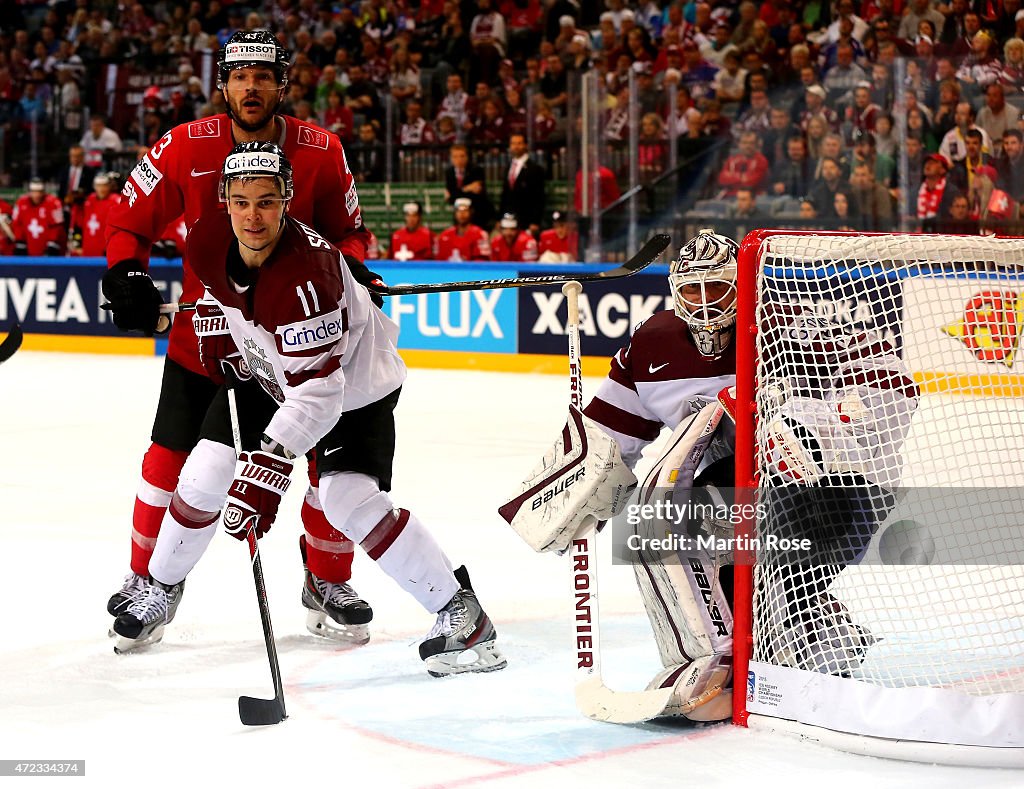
[2,0,1023,261]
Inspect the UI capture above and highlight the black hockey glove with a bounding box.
[343,254,385,308]
[45,240,62,256]
[13,240,27,256]
[102,259,166,336]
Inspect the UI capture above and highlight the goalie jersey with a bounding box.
[583,310,736,469]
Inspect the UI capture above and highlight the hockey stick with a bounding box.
[101,232,671,316]
[563,283,678,724]
[0,323,23,364]
[224,371,288,726]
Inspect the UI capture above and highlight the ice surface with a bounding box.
[1,352,1020,787]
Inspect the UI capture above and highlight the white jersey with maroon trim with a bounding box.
[583,310,736,469]
[188,213,406,456]
[106,114,370,378]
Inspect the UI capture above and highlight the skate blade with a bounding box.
[305,611,370,645]
[113,624,165,654]
[425,640,507,678]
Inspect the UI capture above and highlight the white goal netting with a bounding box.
[744,233,1024,751]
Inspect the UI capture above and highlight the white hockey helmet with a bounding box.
[669,228,739,357]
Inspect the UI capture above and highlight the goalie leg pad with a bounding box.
[498,406,637,553]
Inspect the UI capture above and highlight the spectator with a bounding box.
[950,128,993,194]
[78,115,123,170]
[918,153,955,225]
[540,54,569,114]
[538,210,579,262]
[566,33,593,73]
[680,39,718,100]
[717,131,770,196]
[996,130,1024,202]
[399,100,435,146]
[345,64,383,127]
[762,107,799,166]
[939,102,993,164]
[666,86,703,139]
[734,88,773,138]
[349,123,385,182]
[703,21,739,67]
[183,77,208,118]
[873,113,897,159]
[770,135,813,197]
[77,172,121,257]
[968,164,1014,230]
[530,96,559,145]
[832,190,856,229]
[183,18,215,52]
[821,0,870,44]
[389,201,435,261]
[850,161,895,230]
[799,197,818,219]
[504,87,528,138]
[822,43,867,108]
[939,192,979,234]
[55,67,82,144]
[436,73,471,131]
[816,133,852,181]
[977,84,1014,158]
[898,0,945,41]
[806,115,830,160]
[12,179,65,256]
[490,213,538,262]
[956,31,1003,92]
[729,187,763,220]
[444,143,494,228]
[905,134,927,198]
[811,157,848,217]
[799,85,840,133]
[632,61,664,117]
[314,65,348,115]
[574,166,621,213]
[322,91,356,144]
[931,78,961,142]
[500,132,546,236]
[851,129,895,188]
[637,112,667,182]
[389,46,421,104]
[712,50,747,104]
[471,97,510,146]
[435,197,491,261]
[999,38,1024,92]
[848,84,882,138]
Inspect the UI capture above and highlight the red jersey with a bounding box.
[188,214,405,455]
[12,193,64,256]
[434,224,491,262]
[106,114,370,377]
[490,230,538,262]
[390,225,435,261]
[538,228,579,261]
[79,192,123,257]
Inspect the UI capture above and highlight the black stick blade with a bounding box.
[238,695,287,726]
[0,323,23,363]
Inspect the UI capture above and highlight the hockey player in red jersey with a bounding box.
[490,213,538,262]
[76,174,122,257]
[0,198,15,256]
[12,180,65,256]
[388,201,434,261]
[502,229,918,721]
[434,197,491,262]
[112,143,507,677]
[101,30,382,647]
[537,210,579,263]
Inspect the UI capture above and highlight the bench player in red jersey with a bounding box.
[101,31,381,648]
[112,142,507,678]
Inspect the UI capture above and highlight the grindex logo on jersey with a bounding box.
[277,308,345,352]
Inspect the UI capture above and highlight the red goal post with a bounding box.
[730,229,1024,767]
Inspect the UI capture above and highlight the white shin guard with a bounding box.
[319,472,458,613]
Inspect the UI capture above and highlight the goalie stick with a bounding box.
[0,323,23,364]
[225,370,288,727]
[101,232,671,315]
[561,283,677,725]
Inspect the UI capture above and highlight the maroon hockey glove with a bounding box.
[223,451,294,541]
[192,300,251,385]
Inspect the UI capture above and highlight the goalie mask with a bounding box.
[669,229,739,358]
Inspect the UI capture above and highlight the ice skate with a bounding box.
[302,573,373,644]
[419,566,507,677]
[112,578,184,654]
[106,571,149,616]
[771,593,877,677]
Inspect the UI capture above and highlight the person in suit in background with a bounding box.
[500,132,546,237]
[55,144,97,226]
[444,143,494,229]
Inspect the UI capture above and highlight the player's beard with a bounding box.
[227,90,281,134]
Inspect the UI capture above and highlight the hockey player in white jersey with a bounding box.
[112,142,507,677]
[502,229,919,720]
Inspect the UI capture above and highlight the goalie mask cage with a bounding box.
[731,230,1024,768]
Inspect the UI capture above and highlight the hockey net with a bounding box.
[732,230,1024,765]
